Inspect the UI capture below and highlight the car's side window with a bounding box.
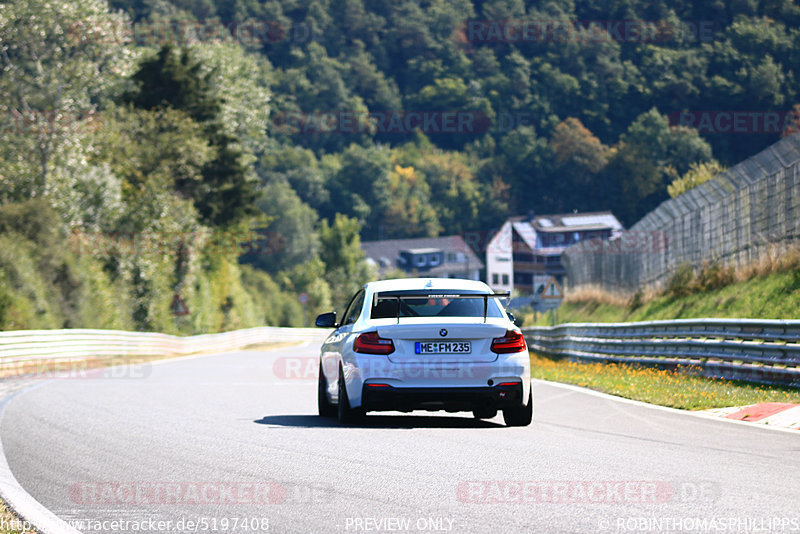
[340,293,356,325]
[341,290,365,326]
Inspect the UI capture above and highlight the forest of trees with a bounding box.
[1,0,799,330]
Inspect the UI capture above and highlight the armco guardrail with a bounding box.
[0,326,329,366]
[522,319,800,386]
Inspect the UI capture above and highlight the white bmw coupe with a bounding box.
[314,278,532,426]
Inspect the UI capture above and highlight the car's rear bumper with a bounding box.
[341,350,531,409]
[361,382,527,413]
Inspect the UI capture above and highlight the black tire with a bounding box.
[503,389,533,427]
[472,407,497,419]
[318,362,336,418]
[337,367,364,424]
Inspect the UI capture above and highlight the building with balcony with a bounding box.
[486,212,622,294]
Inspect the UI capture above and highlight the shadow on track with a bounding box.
[253,414,505,429]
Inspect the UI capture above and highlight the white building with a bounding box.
[486,212,622,294]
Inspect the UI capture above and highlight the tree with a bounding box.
[196,129,258,227]
[258,146,329,210]
[279,257,332,326]
[92,105,211,233]
[127,45,221,123]
[323,143,391,234]
[376,164,440,238]
[782,104,800,138]
[416,149,482,235]
[0,0,133,201]
[191,41,272,158]
[485,126,552,214]
[272,42,371,153]
[318,213,375,308]
[548,117,610,211]
[125,45,258,227]
[247,177,320,274]
[342,40,401,112]
[605,109,714,225]
[410,76,494,149]
[667,161,726,198]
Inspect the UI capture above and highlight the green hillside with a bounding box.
[2,0,800,329]
[528,262,800,325]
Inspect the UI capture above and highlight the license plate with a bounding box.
[414,341,471,354]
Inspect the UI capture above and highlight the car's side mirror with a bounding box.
[315,312,337,328]
[507,311,524,327]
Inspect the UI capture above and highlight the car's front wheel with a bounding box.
[337,367,364,424]
[503,389,533,427]
[318,362,336,418]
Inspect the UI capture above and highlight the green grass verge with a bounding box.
[0,500,35,534]
[530,352,800,410]
[526,270,800,326]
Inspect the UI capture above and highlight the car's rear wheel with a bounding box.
[472,407,497,419]
[318,362,336,418]
[337,367,364,424]
[503,389,533,427]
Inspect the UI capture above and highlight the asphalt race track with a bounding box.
[2,343,799,533]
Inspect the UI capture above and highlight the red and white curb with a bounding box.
[702,402,800,430]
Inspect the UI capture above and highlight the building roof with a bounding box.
[361,235,484,273]
[509,211,623,233]
[404,247,442,254]
[511,221,538,250]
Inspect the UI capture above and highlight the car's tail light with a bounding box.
[353,331,395,355]
[491,330,527,354]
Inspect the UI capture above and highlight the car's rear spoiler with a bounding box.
[373,291,511,324]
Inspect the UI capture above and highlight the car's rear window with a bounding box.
[370,291,504,319]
